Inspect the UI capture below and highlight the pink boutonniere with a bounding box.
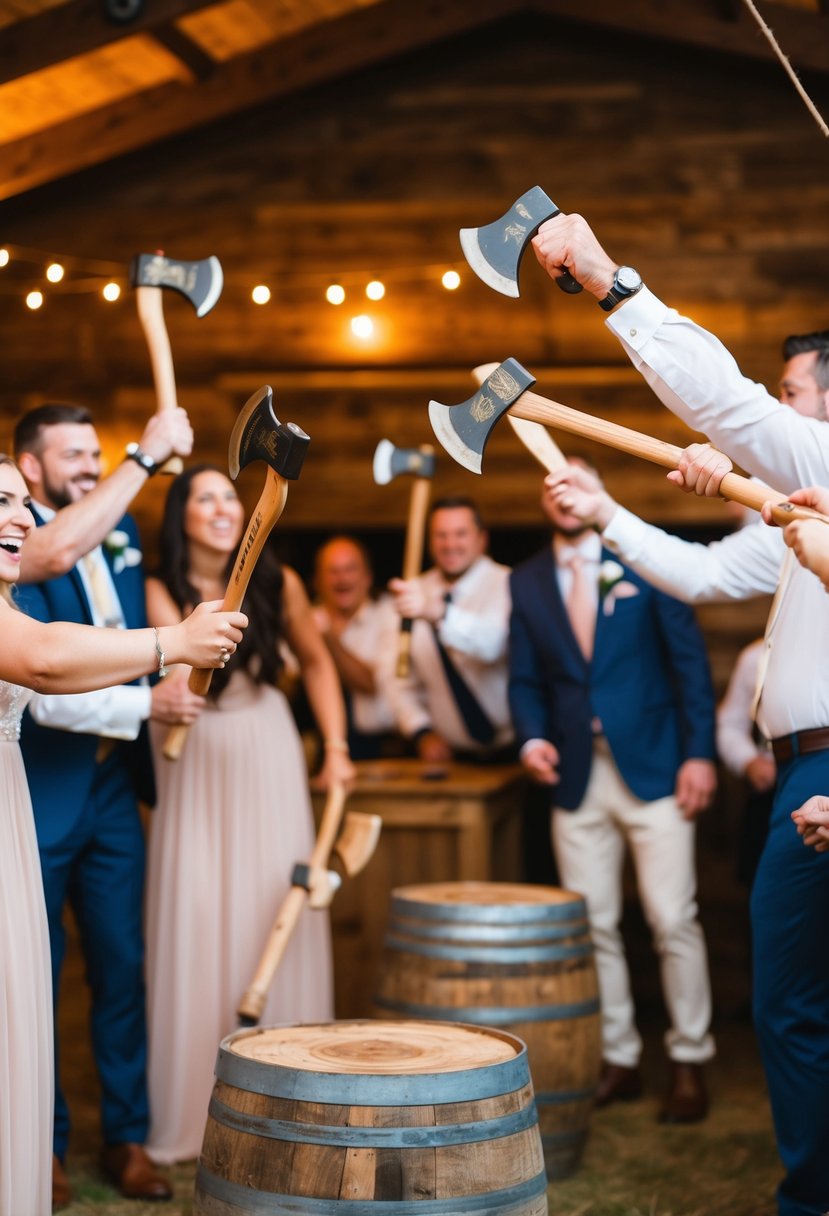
[599,560,639,616]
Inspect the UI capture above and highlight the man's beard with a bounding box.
[43,473,97,510]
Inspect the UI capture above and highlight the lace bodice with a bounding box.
[0,680,33,742]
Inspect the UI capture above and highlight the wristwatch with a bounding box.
[598,266,643,312]
[124,442,159,476]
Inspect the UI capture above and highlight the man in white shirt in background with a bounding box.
[386,496,514,764]
[529,207,829,1216]
[312,534,403,759]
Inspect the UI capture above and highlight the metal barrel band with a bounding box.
[373,995,601,1024]
[390,894,586,924]
[387,918,589,945]
[195,1166,549,1215]
[381,934,593,964]
[207,1094,538,1148]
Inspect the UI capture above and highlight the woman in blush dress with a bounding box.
[0,454,246,1216]
[144,464,354,1165]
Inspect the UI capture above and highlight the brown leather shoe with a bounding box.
[52,1155,71,1211]
[595,1060,644,1107]
[101,1143,173,1201]
[658,1061,709,1124]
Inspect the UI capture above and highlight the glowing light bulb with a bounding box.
[365,280,385,300]
[102,282,121,302]
[351,314,374,340]
[0,249,9,268]
[252,284,271,305]
[326,284,346,305]
[46,262,64,283]
[26,291,44,310]
[442,270,461,291]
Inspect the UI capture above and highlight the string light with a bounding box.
[26,290,44,310]
[251,284,271,305]
[0,249,9,268]
[326,284,346,305]
[46,262,64,283]
[442,270,461,290]
[350,315,374,339]
[102,282,121,302]
[365,279,385,300]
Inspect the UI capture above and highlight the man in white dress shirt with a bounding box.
[312,535,403,759]
[529,209,829,1216]
[386,497,514,763]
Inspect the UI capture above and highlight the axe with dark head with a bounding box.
[163,385,309,760]
[472,362,567,473]
[129,251,224,474]
[430,359,829,526]
[460,187,583,299]
[373,439,436,677]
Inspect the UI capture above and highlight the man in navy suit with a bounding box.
[13,402,204,1207]
[509,464,717,1122]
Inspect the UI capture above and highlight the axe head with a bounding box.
[373,439,436,485]
[428,358,536,474]
[228,385,310,482]
[129,252,223,316]
[459,186,561,298]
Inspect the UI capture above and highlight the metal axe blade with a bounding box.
[428,358,536,474]
[228,385,310,481]
[373,438,437,485]
[130,252,223,316]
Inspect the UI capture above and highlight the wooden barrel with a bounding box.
[373,882,601,1180]
[194,1019,548,1215]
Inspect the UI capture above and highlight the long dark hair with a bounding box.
[155,464,284,698]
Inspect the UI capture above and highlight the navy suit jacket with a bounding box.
[509,546,716,810]
[16,511,156,846]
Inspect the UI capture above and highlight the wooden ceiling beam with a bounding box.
[0,0,524,202]
[530,0,829,73]
[0,0,219,86]
[150,21,216,83]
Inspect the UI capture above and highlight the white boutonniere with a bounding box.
[104,529,142,576]
[599,560,639,616]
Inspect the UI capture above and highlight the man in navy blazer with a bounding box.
[13,402,202,1207]
[509,465,717,1123]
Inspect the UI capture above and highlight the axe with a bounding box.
[460,186,583,298]
[373,439,436,677]
[163,385,309,760]
[129,251,223,474]
[237,791,382,1026]
[473,362,567,472]
[429,358,829,528]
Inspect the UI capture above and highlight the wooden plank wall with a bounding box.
[2,13,827,685]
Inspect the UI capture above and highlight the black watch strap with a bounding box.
[124,442,159,476]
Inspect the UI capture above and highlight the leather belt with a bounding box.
[771,726,829,764]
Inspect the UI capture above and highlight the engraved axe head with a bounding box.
[459,186,582,298]
[428,358,536,474]
[372,439,436,485]
[129,251,223,316]
[228,385,309,482]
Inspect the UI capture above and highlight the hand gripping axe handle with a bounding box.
[129,252,223,474]
[430,358,829,527]
[237,787,382,1026]
[163,385,309,760]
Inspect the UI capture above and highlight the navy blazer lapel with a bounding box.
[535,548,589,673]
[31,505,95,625]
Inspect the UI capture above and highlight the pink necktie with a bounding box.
[565,553,596,661]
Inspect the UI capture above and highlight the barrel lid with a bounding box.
[390,881,587,923]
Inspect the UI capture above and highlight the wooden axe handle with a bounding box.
[135,285,183,476]
[163,469,289,761]
[237,781,348,1025]
[397,473,432,678]
[511,389,829,527]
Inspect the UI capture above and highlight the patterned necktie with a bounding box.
[432,594,496,745]
[81,550,123,629]
[564,552,596,662]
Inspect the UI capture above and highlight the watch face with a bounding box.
[616,266,641,293]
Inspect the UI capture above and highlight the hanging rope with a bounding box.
[740,0,829,138]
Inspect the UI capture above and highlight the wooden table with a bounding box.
[313,758,527,1017]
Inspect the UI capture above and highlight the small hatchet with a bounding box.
[430,358,829,527]
[162,384,309,760]
[129,251,223,474]
[460,186,582,299]
[473,362,567,472]
[373,439,436,677]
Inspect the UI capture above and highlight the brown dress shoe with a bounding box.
[595,1060,644,1107]
[52,1154,71,1211]
[101,1143,173,1201]
[658,1061,709,1124]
